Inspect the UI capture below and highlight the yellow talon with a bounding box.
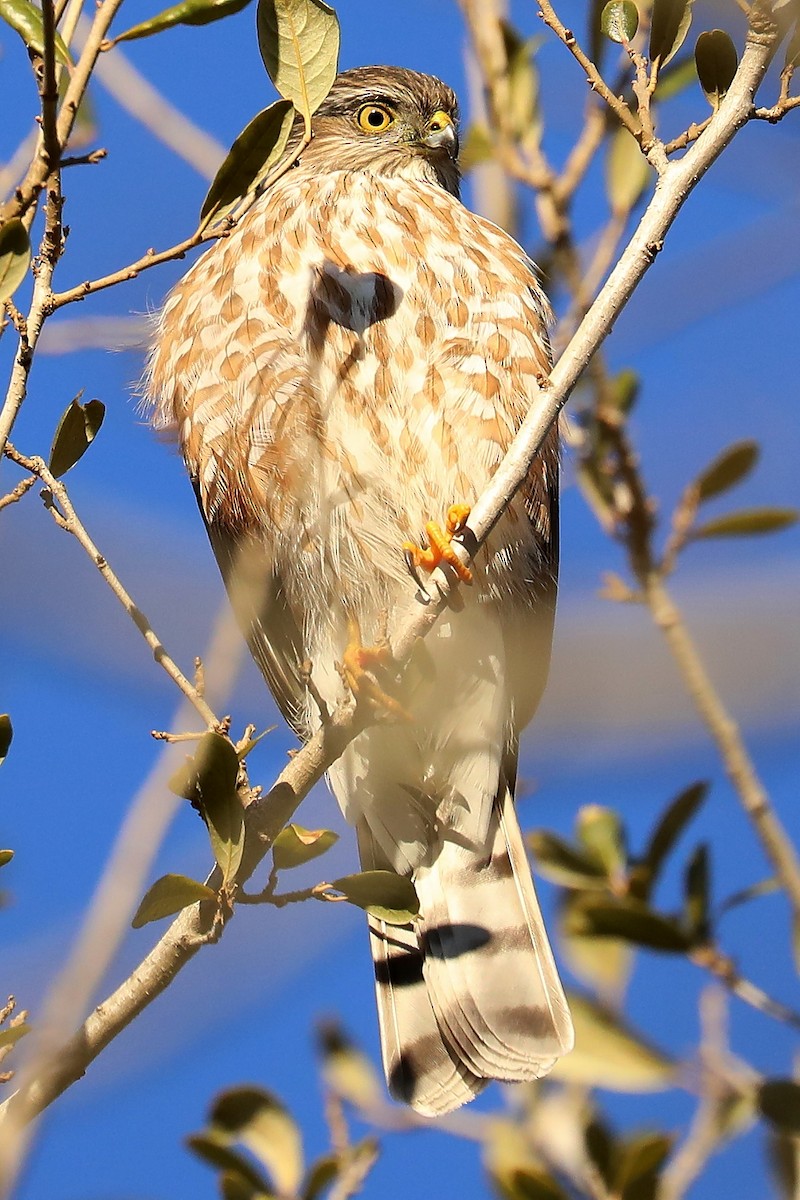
[339,616,410,720]
[403,503,473,585]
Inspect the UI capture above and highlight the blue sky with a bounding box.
[2,1,799,1197]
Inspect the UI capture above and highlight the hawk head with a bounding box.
[296,66,461,196]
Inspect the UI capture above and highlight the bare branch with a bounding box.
[4,444,219,728]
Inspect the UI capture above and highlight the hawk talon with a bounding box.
[339,616,410,721]
[402,503,474,587]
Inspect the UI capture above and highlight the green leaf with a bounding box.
[691,508,798,540]
[560,893,634,996]
[0,0,72,65]
[459,122,493,172]
[650,0,692,68]
[615,1132,673,1198]
[767,1128,800,1199]
[0,714,12,765]
[785,22,800,70]
[759,1080,800,1135]
[601,0,639,44]
[718,876,779,918]
[200,100,296,229]
[654,53,697,99]
[577,805,627,877]
[565,896,692,952]
[132,873,217,928]
[211,1086,304,1195]
[694,439,759,502]
[317,1021,382,1107]
[551,993,676,1092]
[186,1132,273,1194]
[0,218,31,303]
[0,1022,30,1050]
[304,1140,378,1200]
[484,1120,570,1200]
[256,0,340,122]
[0,850,14,868]
[170,732,244,884]
[683,843,710,943]
[107,0,252,45]
[527,830,610,890]
[695,29,739,107]
[609,368,640,414]
[48,394,105,478]
[220,1170,276,1200]
[606,127,652,215]
[272,823,338,870]
[330,870,419,925]
[642,781,708,886]
[501,21,543,146]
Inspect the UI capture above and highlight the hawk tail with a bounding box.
[357,784,573,1116]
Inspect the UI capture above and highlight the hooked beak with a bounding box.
[422,118,458,159]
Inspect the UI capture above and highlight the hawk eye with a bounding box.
[357,104,394,133]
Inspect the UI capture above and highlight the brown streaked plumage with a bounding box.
[146,65,573,1115]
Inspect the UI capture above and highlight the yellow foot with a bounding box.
[403,503,473,586]
[338,616,409,720]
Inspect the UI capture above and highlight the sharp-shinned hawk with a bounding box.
[147,65,573,1115]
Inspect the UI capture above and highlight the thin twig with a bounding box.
[49,228,221,308]
[0,474,36,511]
[646,572,800,919]
[4,444,218,728]
[536,0,644,143]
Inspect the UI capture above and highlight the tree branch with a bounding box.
[3,445,218,728]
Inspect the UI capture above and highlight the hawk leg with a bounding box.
[403,503,473,585]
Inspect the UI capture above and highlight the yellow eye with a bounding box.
[427,110,453,134]
[357,104,394,133]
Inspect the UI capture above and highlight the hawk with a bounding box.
[147,65,573,1115]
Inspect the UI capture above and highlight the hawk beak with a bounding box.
[423,118,458,158]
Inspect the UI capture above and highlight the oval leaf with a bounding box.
[211,1086,304,1195]
[0,714,12,765]
[565,896,692,952]
[614,1132,673,1193]
[200,99,296,228]
[692,507,798,540]
[0,218,31,304]
[560,894,633,996]
[600,0,639,44]
[606,127,652,215]
[650,0,692,68]
[169,732,244,882]
[0,849,14,867]
[0,0,72,65]
[695,29,738,107]
[551,993,676,1091]
[694,439,759,501]
[331,870,419,925]
[577,805,627,876]
[317,1021,383,1107]
[257,0,339,120]
[108,0,252,45]
[187,1132,273,1194]
[459,122,493,172]
[0,1022,30,1051]
[642,780,708,886]
[528,830,610,890]
[132,873,217,928]
[48,395,105,478]
[683,843,711,943]
[759,1080,800,1135]
[272,823,338,870]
